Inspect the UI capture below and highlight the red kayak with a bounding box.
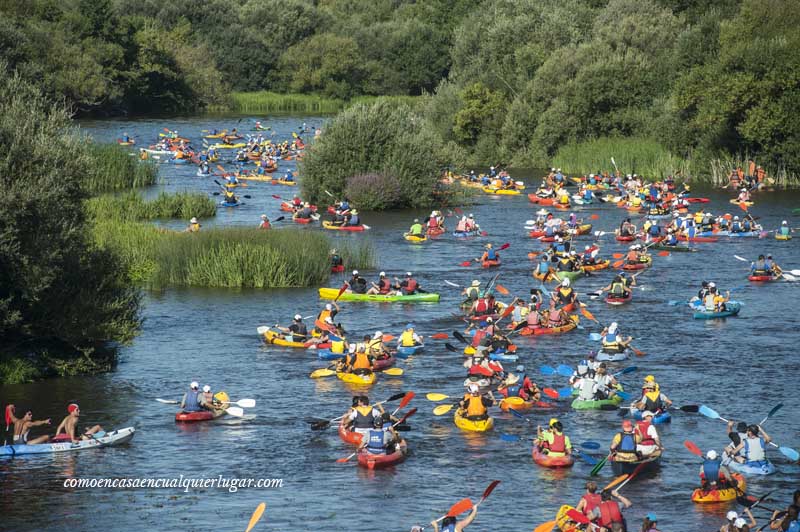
[482,259,501,268]
[331,264,345,273]
[338,418,363,445]
[605,292,632,305]
[175,410,225,422]
[622,262,649,271]
[532,447,575,468]
[528,194,555,205]
[293,216,314,224]
[427,227,445,237]
[616,235,636,242]
[357,440,408,469]
[281,202,317,213]
[373,353,396,371]
[748,275,776,282]
[539,235,557,242]
[529,229,545,238]
[686,198,710,203]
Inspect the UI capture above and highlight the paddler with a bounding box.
[223,188,238,205]
[185,217,201,232]
[179,382,205,413]
[259,214,271,229]
[553,277,578,308]
[602,273,634,298]
[358,414,394,456]
[348,270,368,294]
[314,302,339,332]
[589,490,632,532]
[619,218,637,237]
[534,254,554,280]
[395,272,420,295]
[703,283,730,312]
[569,359,595,390]
[458,384,495,421]
[330,249,343,270]
[610,420,642,463]
[430,506,478,532]
[367,331,389,357]
[699,449,736,490]
[201,385,216,407]
[275,314,308,342]
[408,218,424,237]
[592,363,620,400]
[728,424,772,466]
[340,344,373,375]
[295,202,314,220]
[54,403,104,443]
[765,254,782,276]
[345,209,361,227]
[633,376,672,412]
[535,418,572,457]
[601,322,631,353]
[5,405,51,445]
[398,324,422,347]
[345,395,384,438]
[575,481,602,517]
[635,411,663,457]
[778,220,791,237]
[479,243,499,264]
[461,280,481,305]
[366,271,393,295]
[464,213,479,232]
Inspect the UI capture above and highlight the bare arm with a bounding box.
[456,506,478,531]
[612,490,632,508]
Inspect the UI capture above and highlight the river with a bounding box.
[1,115,798,532]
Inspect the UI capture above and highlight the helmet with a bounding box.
[708,282,716,288]
[471,280,480,287]
[727,511,738,521]
[706,450,718,460]
[294,314,302,320]
[190,381,199,389]
[561,278,570,287]
[406,324,414,330]
[608,322,618,333]
[352,270,359,275]
[325,303,332,310]
[379,271,386,277]
[202,385,211,393]
[549,418,559,427]
[622,420,633,431]
[644,375,655,382]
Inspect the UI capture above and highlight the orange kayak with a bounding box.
[532,447,575,468]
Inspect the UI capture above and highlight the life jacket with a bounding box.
[465,286,479,300]
[259,221,270,229]
[315,309,332,329]
[602,332,619,350]
[400,330,417,347]
[557,287,573,303]
[744,436,766,461]
[504,384,521,397]
[581,493,601,514]
[353,405,375,428]
[330,333,346,354]
[642,390,662,412]
[402,279,418,294]
[610,282,626,295]
[352,352,371,370]
[486,249,497,260]
[701,458,721,481]
[544,431,566,453]
[537,261,550,274]
[367,339,384,355]
[465,395,487,418]
[292,323,308,337]
[184,389,202,412]
[474,298,490,315]
[526,311,540,326]
[598,501,623,527]
[428,218,438,228]
[366,429,386,454]
[456,219,467,231]
[557,258,573,272]
[378,278,391,294]
[617,432,637,453]
[636,420,656,446]
[704,294,716,310]
[626,251,638,262]
[648,224,660,236]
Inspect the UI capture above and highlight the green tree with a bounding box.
[277,33,364,98]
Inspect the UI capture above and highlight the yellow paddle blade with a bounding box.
[603,474,628,492]
[381,367,403,376]
[533,521,556,532]
[245,502,266,532]
[433,404,455,416]
[426,393,449,402]
[310,368,335,379]
[503,396,525,405]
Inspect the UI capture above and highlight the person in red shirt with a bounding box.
[590,489,631,531]
[575,481,602,517]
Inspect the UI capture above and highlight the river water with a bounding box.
[1,116,799,532]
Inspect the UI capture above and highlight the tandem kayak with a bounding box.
[0,427,135,456]
[630,409,672,424]
[605,292,632,305]
[691,301,741,319]
[691,474,746,503]
[336,371,376,386]
[454,411,494,432]
[338,418,363,445]
[396,343,424,358]
[532,447,575,468]
[322,221,367,231]
[318,288,439,303]
[519,315,579,336]
[748,274,777,282]
[595,348,631,362]
[453,230,481,238]
[725,458,777,476]
[483,187,520,195]
[357,439,408,470]
[571,393,623,410]
[175,409,227,422]
[611,454,661,476]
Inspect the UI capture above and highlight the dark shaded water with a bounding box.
[1,117,799,532]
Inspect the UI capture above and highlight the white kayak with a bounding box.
[596,348,631,362]
[0,427,135,456]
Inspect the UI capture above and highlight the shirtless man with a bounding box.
[54,404,104,443]
[6,405,51,444]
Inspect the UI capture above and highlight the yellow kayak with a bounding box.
[212,143,246,149]
[336,371,376,386]
[404,233,427,243]
[482,187,520,195]
[262,330,306,348]
[776,234,792,241]
[454,410,494,432]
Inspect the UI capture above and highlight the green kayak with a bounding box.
[318,288,439,303]
[571,394,623,410]
[651,244,697,253]
[553,270,584,283]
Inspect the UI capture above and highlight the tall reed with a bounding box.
[87,191,216,221]
[218,91,423,115]
[84,143,157,193]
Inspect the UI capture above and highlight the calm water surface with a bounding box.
[1,116,799,532]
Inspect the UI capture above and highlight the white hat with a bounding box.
[536,209,549,215]
[734,215,739,220]
[782,220,788,224]
[490,166,495,170]
[569,250,576,256]
[726,511,738,521]
[373,331,383,339]
[551,167,556,171]
[352,270,359,275]
[190,381,199,389]
[708,282,716,288]
[431,211,436,217]
[486,317,493,323]
[202,385,211,392]
[642,411,654,418]
[629,245,635,250]
[557,168,561,172]
[608,322,618,333]
[324,317,333,324]
[585,245,591,250]
[325,303,332,310]
[406,272,412,276]
[190,217,198,223]
[561,278,570,287]
[706,450,718,460]
[294,314,302,320]
[589,173,595,178]
[468,214,474,218]
[734,518,746,528]
[348,344,356,353]
[468,384,480,393]
[471,280,480,287]
[414,218,419,223]
[260,214,267,219]
[379,271,386,276]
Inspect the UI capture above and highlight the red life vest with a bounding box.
[471,330,486,347]
[581,493,601,514]
[598,501,623,526]
[378,278,391,293]
[474,298,490,314]
[487,361,503,373]
[637,420,656,446]
[403,279,418,293]
[544,432,566,453]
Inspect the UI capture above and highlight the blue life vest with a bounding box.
[555,243,566,253]
[545,226,555,237]
[537,262,549,274]
[648,225,660,236]
[184,389,201,412]
[702,458,720,480]
[442,523,456,532]
[487,250,497,260]
[743,220,752,231]
[505,384,521,396]
[589,176,597,184]
[481,176,490,185]
[339,202,350,211]
[583,189,593,200]
[618,432,636,452]
[666,234,678,245]
[605,332,618,343]
[367,429,386,454]
[786,520,799,532]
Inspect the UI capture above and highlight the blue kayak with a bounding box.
[489,350,518,362]
[453,230,480,238]
[316,349,345,361]
[631,409,672,424]
[220,201,242,207]
[726,458,777,476]
[396,344,424,358]
[691,300,741,319]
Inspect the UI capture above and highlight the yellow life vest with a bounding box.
[352,352,371,370]
[331,338,345,354]
[189,223,200,232]
[400,330,416,347]
[465,395,486,417]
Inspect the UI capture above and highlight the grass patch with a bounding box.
[0,357,40,384]
[87,191,216,221]
[552,137,692,180]
[84,144,157,193]
[216,91,423,115]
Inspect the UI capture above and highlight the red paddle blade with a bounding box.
[335,456,351,463]
[480,231,488,236]
[579,307,596,322]
[454,207,463,215]
[480,480,501,501]
[398,408,418,424]
[612,253,624,259]
[475,366,494,377]
[459,261,473,267]
[739,202,748,211]
[498,242,511,250]
[566,509,591,525]
[430,333,449,339]
[271,194,282,199]
[398,392,415,410]
[495,284,510,295]
[334,283,348,302]
[613,259,624,268]
[543,388,560,399]
[447,498,473,517]
[684,440,702,457]
[657,250,670,256]
[501,304,516,319]
[591,214,600,220]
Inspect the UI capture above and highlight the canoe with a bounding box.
[729,199,754,206]
[373,354,396,371]
[318,288,439,303]
[262,329,309,348]
[453,230,481,238]
[336,371,376,386]
[596,348,631,362]
[532,447,575,468]
[605,292,632,305]
[726,459,776,476]
[571,394,623,410]
[481,259,501,268]
[611,454,661,476]
[357,439,408,470]
[615,234,636,242]
[775,234,792,241]
[631,409,672,424]
[338,418,363,445]
[692,301,741,319]
[651,244,696,253]
[582,260,610,272]
[552,270,584,283]
[0,427,135,456]
[404,233,427,243]
[331,264,345,273]
[396,344,424,358]
[691,473,747,503]
[748,274,776,282]
[316,349,345,360]
[483,187,520,195]
[454,410,494,432]
[519,315,579,336]
[175,408,227,422]
[322,221,366,232]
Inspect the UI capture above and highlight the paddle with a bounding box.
[155,398,255,408]
[615,460,649,490]
[759,403,783,425]
[428,498,473,528]
[336,409,416,463]
[245,502,266,532]
[430,333,449,340]
[225,406,245,417]
[581,441,602,450]
[533,521,556,532]
[308,392,408,430]
[476,480,501,508]
[590,453,610,476]
[391,391,415,416]
[700,405,799,460]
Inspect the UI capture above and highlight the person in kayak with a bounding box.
[601,322,632,353]
[314,302,339,332]
[200,385,217,408]
[345,395,384,438]
[619,218,637,237]
[589,489,632,532]
[347,270,368,294]
[544,298,572,328]
[430,505,478,532]
[340,344,374,375]
[222,189,238,205]
[633,377,672,412]
[179,382,205,413]
[641,513,661,532]
[398,324,422,347]
[366,271,393,295]
[661,228,680,246]
[593,363,620,400]
[699,449,736,490]
[275,314,308,342]
[345,209,361,227]
[611,420,642,463]
[461,280,481,306]
[704,284,730,312]
[459,384,495,421]
[570,359,595,390]
[575,481,602,517]
[6,405,51,445]
[778,220,791,237]
[764,254,783,276]
[635,411,662,457]
[602,273,635,299]
[536,418,572,458]
[750,255,770,276]
[553,278,578,308]
[366,331,390,358]
[185,217,201,232]
[534,255,554,280]
[293,202,314,220]
[728,424,772,465]
[395,272,420,295]
[408,219,424,237]
[330,249,343,270]
[479,243,499,264]
[54,404,104,443]
[464,214,479,233]
[259,214,271,229]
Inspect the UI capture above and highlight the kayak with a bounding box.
[571,393,623,410]
[0,427,135,456]
[427,227,446,237]
[630,409,672,424]
[489,351,518,362]
[651,244,697,253]
[396,344,424,358]
[273,179,297,186]
[262,329,308,348]
[611,454,661,476]
[316,349,345,360]
[483,187,520,195]
[212,143,247,149]
[331,264,345,273]
[726,459,777,476]
[336,371,376,386]
[622,257,651,271]
[175,408,227,422]
[728,231,764,238]
[453,230,481,238]
[373,354,396,371]
[692,301,741,319]
[454,410,494,432]
[552,270,583,283]
[519,315,579,336]
[615,234,636,242]
[357,439,408,470]
[555,505,581,532]
[528,194,556,205]
[404,233,427,243]
[293,216,317,224]
[582,260,610,272]
[775,234,792,240]
[338,418,363,445]
[463,344,516,357]
[554,202,571,210]
[569,223,593,235]
[729,199,754,206]
[748,274,777,282]
[605,292,632,305]
[117,139,135,146]
[596,348,631,362]
[481,259,501,268]
[691,474,746,503]
[499,398,554,412]
[280,202,316,213]
[220,201,241,207]
[532,447,575,468]
[238,173,278,182]
[318,288,439,303]
[677,235,718,243]
[322,221,366,232]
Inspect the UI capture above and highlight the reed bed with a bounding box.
[87,192,216,221]
[84,144,157,193]
[220,92,423,115]
[552,137,693,180]
[708,155,799,188]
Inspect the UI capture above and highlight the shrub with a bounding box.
[344,173,401,211]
